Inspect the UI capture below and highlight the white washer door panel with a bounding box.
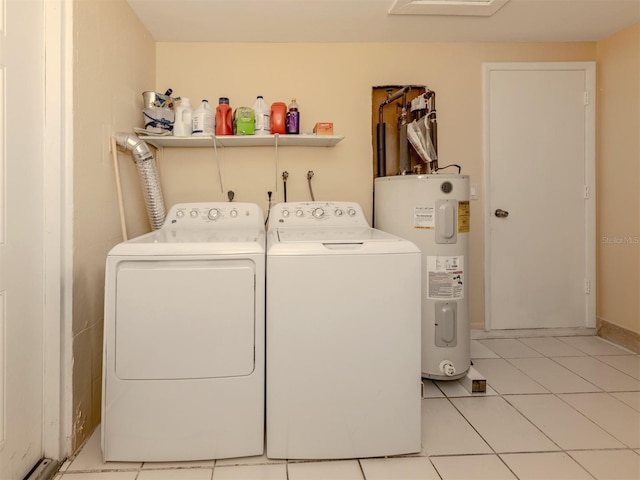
[115,259,255,379]
[266,252,421,459]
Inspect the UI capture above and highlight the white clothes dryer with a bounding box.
[266,201,422,460]
[102,203,265,462]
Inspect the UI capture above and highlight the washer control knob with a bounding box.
[230,209,238,218]
[176,210,185,218]
[282,210,290,218]
[312,207,325,218]
[334,209,343,217]
[347,208,356,217]
[295,210,304,217]
[190,209,199,218]
[207,208,220,220]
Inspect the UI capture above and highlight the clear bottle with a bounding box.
[215,97,233,136]
[192,99,214,136]
[173,97,193,136]
[286,98,300,135]
[253,95,270,135]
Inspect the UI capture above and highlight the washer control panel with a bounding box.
[165,202,263,229]
[270,202,369,227]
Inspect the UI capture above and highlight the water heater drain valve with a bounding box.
[439,360,456,377]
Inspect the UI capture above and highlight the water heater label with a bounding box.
[427,255,464,300]
[458,201,470,233]
[414,206,435,229]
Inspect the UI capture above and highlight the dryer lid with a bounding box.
[133,227,264,244]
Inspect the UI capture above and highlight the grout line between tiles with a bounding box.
[61,335,640,480]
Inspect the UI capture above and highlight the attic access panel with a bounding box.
[389,0,511,16]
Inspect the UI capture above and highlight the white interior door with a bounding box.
[484,62,596,330]
[0,0,47,478]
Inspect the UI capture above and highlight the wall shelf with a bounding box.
[141,134,344,149]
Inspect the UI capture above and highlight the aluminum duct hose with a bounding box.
[114,132,166,230]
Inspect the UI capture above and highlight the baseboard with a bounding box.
[471,327,596,340]
[597,318,640,354]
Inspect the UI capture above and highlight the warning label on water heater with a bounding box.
[413,206,435,229]
[427,255,465,300]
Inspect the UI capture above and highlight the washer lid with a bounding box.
[276,226,402,243]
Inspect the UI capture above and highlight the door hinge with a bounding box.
[583,91,590,106]
[584,185,591,199]
[585,280,591,294]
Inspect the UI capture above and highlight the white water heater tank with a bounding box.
[374,174,470,380]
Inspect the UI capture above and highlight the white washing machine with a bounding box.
[102,202,265,462]
[266,201,422,460]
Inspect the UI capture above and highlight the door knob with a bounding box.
[495,209,509,218]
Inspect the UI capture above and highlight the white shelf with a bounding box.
[141,134,344,149]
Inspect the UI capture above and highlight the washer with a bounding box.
[102,202,265,462]
[266,201,422,459]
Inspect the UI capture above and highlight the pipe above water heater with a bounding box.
[377,86,412,177]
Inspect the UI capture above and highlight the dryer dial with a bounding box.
[207,208,220,220]
[312,207,325,218]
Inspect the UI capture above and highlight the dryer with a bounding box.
[266,201,422,460]
[102,202,265,462]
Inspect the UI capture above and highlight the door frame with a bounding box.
[43,0,73,460]
[482,62,596,332]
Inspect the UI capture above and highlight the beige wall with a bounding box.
[596,23,640,337]
[72,0,154,451]
[156,42,595,331]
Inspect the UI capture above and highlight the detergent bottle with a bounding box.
[270,102,287,134]
[192,99,214,136]
[173,97,193,136]
[286,98,300,135]
[215,97,233,136]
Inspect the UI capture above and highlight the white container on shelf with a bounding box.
[253,96,270,135]
[173,97,193,136]
[192,99,215,136]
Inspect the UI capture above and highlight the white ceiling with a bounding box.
[126,0,640,43]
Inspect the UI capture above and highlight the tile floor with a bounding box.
[55,335,640,480]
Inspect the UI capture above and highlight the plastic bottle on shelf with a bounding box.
[286,98,300,135]
[173,97,193,136]
[271,102,287,134]
[254,95,270,135]
[215,97,233,136]
[192,99,214,136]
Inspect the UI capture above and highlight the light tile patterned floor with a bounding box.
[55,336,640,480]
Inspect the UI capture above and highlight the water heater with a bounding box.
[374,175,470,380]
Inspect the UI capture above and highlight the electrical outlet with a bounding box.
[470,183,478,200]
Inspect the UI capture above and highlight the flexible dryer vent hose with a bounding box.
[114,132,167,230]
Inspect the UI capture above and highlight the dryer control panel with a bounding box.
[165,202,264,229]
[269,202,369,228]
